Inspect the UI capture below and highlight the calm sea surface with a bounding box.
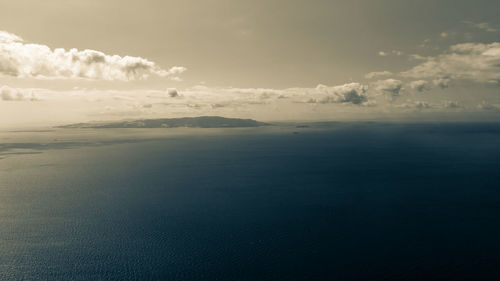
[1,123,500,280]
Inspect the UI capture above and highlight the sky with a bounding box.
[1,0,500,126]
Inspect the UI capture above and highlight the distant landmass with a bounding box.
[59,116,269,128]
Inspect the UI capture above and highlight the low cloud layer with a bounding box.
[0,30,185,81]
[3,81,500,128]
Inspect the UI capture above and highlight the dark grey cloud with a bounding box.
[167,88,179,97]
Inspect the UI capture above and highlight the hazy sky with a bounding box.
[1,0,500,126]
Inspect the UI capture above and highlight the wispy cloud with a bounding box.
[463,21,498,32]
[365,71,393,79]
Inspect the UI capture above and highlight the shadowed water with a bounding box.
[1,123,500,280]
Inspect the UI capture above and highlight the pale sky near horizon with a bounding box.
[1,0,500,125]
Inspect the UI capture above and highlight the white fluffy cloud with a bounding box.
[0,30,185,81]
[402,42,500,85]
[0,31,22,44]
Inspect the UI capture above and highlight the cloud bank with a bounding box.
[0,30,185,81]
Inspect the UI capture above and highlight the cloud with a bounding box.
[365,71,393,79]
[409,80,431,92]
[409,54,428,61]
[397,101,431,110]
[395,99,467,111]
[313,83,368,105]
[0,30,185,81]
[463,21,498,32]
[167,88,179,97]
[378,50,403,57]
[433,77,451,89]
[442,100,461,109]
[0,31,23,44]
[402,42,500,85]
[477,101,500,111]
[0,85,37,101]
[4,82,500,128]
[138,83,372,107]
[374,79,403,97]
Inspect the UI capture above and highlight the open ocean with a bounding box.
[1,122,500,280]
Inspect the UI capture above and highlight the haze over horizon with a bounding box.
[2,0,500,126]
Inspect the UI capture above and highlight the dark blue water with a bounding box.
[1,123,500,280]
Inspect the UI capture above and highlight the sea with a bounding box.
[1,122,500,280]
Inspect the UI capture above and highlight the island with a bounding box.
[59,116,269,129]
